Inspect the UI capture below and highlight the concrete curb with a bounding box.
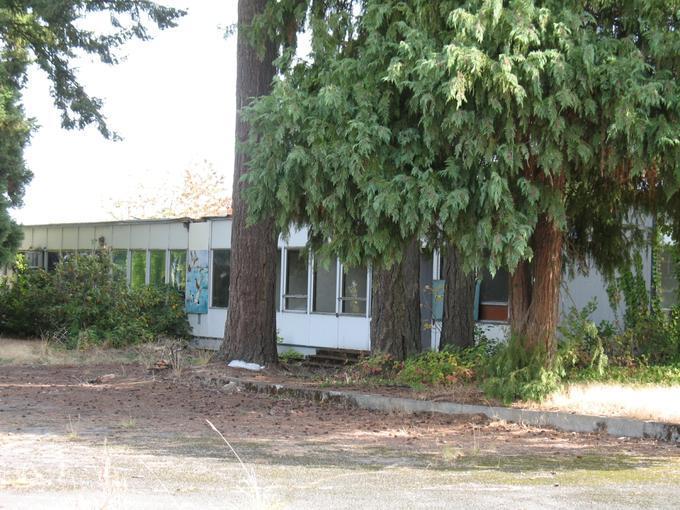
[201,374,680,444]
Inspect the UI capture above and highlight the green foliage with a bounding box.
[570,363,680,386]
[396,347,479,388]
[0,1,184,264]
[356,343,492,388]
[483,335,564,403]
[244,0,680,278]
[279,349,305,363]
[0,252,190,348]
[558,300,608,376]
[0,1,185,138]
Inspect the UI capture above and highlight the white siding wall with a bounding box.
[19,218,653,352]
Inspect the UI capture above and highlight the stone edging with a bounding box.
[201,374,680,443]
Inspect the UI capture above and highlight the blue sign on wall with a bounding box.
[185,250,209,314]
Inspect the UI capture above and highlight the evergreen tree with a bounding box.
[243,1,679,358]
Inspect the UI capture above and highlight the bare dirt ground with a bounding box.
[1,346,680,509]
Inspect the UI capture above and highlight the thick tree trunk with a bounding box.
[370,239,421,360]
[510,214,564,357]
[439,247,477,349]
[509,260,531,333]
[220,0,278,365]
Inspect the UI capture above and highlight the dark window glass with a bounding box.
[479,267,509,303]
[660,249,678,309]
[211,249,230,308]
[285,249,308,311]
[47,252,61,271]
[275,249,281,311]
[131,250,146,288]
[24,251,44,269]
[341,266,367,315]
[112,250,128,280]
[313,257,337,313]
[149,250,166,287]
[169,250,187,291]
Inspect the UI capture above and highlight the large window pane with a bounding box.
[660,248,678,309]
[341,266,367,315]
[112,250,128,280]
[285,249,308,311]
[479,268,509,303]
[47,252,61,271]
[24,251,44,269]
[212,249,230,308]
[149,250,166,287]
[313,257,337,313]
[478,267,509,322]
[169,250,187,291]
[275,249,281,311]
[131,250,146,288]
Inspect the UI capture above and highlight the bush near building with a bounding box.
[0,253,190,348]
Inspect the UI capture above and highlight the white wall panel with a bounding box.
[336,316,370,351]
[188,308,227,339]
[280,226,308,248]
[62,227,77,249]
[307,315,339,348]
[112,225,130,249]
[130,224,150,249]
[46,228,62,250]
[148,224,169,249]
[210,220,230,249]
[20,228,32,250]
[189,222,209,250]
[32,228,48,249]
[276,312,312,346]
[168,223,189,249]
[77,226,96,250]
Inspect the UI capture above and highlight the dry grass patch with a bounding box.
[526,382,680,423]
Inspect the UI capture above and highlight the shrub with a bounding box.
[0,252,190,348]
[397,348,477,387]
[482,335,564,403]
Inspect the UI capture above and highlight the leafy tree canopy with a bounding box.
[243,0,679,275]
[0,0,185,264]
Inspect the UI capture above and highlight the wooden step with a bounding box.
[305,348,367,366]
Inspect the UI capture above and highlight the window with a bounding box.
[47,252,61,271]
[169,250,187,291]
[478,267,509,322]
[112,250,128,280]
[275,249,281,311]
[211,249,230,308]
[130,250,146,289]
[24,251,44,269]
[341,265,367,315]
[284,249,308,311]
[659,248,678,310]
[149,250,166,287]
[313,257,337,313]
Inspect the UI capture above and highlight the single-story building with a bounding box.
[12,216,665,353]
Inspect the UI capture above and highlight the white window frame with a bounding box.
[310,254,339,315]
[338,262,370,317]
[282,247,309,313]
[209,248,231,309]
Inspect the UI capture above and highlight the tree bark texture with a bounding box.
[370,239,421,360]
[510,214,564,357]
[221,0,278,365]
[439,247,477,349]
